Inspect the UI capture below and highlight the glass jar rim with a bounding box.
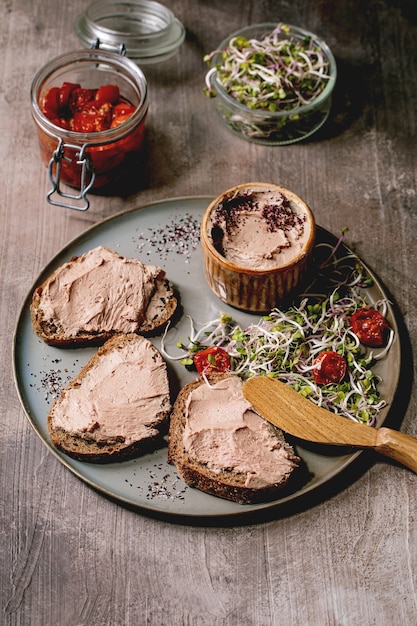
[74,0,185,64]
[30,48,148,142]
[208,22,337,118]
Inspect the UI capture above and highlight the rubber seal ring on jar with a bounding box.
[47,139,96,211]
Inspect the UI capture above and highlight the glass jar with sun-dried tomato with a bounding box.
[30,48,148,210]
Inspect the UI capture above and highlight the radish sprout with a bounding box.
[162,239,394,426]
[205,24,332,112]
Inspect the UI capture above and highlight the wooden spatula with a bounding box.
[243,376,417,473]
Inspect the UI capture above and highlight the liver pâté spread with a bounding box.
[183,376,298,488]
[49,336,170,445]
[207,185,312,270]
[38,246,165,335]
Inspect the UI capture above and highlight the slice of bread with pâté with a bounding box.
[168,374,300,504]
[31,246,177,347]
[47,333,171,463]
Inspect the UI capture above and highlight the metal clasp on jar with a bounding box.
[47,139,96,211]
[91,38,127,56]
[44,42,127,211]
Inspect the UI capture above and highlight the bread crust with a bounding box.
[47,334,171,463]
[30,251,178,347]
[168,374,300,504]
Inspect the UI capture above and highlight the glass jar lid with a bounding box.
[75,0,186,64]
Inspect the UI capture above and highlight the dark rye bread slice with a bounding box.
[47,333,171,463]
[168,374,300,505]
[31,246,178,347]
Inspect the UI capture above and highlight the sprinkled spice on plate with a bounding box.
[29,357,77,402]
[125,463,188,501]
[133,213,200,262]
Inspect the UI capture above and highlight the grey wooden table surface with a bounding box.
[2,1,417,624]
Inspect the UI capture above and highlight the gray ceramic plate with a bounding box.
[13,197,401,523]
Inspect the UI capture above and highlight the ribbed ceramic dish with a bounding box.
[201,183,316,312]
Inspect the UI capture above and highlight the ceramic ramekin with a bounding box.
[201,182,316,312]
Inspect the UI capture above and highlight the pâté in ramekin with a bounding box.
[200,182,316,312]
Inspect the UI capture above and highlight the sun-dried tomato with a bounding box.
[313,351,347,385]
[350,308,389,347]
[194,346,231,376]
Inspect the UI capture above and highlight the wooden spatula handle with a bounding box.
[375,428,417,473]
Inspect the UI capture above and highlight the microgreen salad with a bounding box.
[204,24,332,113]
[162,236,394,426]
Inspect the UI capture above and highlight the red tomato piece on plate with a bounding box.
[313,351,347,385]
[350,308,389,347]
[194,346,231,375]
